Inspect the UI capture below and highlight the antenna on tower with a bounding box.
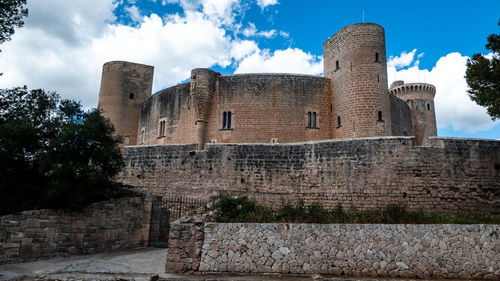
[362,9,365,22]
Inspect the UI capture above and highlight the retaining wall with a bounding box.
[167,222,500,280]
[120,137,500,214]
[0,195,160,264]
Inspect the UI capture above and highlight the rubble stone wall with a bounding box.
[0,195,159,264]
[166,222,500,280]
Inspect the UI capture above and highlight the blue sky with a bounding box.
[0,0,499,139]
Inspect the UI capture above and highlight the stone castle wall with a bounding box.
[0,196,159,265]
[167,222,500,280]
[389,94,413,136]
[119,137,500,214]
[139,74,331,146]
[139,82,198,145]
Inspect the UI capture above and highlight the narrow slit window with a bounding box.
[337,116,341,127]
[312,112,317,128]
[378,111,383,121]
[335,60,339,70]
[375,53,379,62]
[427,103,431,111]
[159,120,166,137]
[307,112,312,128]
[222,111,232,129]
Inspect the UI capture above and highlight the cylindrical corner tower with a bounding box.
[323,23,391,138]
[98,61,154,146]
[190,68,217,150]
[390,82,437,145]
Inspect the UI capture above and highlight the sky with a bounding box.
[0,0,499,139]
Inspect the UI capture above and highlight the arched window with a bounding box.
[378,111,383,121]
[227,111,232,129]
[312,112,317,128]
[427,103,430,111]
[307,112,312,128]
[337,116,341,127]
[375,53,379,62]
[140,129,145,144]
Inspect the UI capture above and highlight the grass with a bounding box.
[211,195,500,224]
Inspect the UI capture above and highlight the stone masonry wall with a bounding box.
[166,222,204,273]
[0,195,159,265]
[119,137,500,214]
[389,94,413,136]
[191,223,500,279]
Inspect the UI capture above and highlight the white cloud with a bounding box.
[235,48,323,75]
[242,22,283,39]
[230,40,259,61]
[125,5,141,22]
[0,0,235,107]
[388,51,499,133]
[388,49,418,69]
[257,0,278,9]
[0,0,312,111]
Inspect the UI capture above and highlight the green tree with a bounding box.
[465,20,500,120]
[0,0,28,46]
[0,87,125,214]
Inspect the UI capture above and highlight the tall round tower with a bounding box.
[190,68,217,150]
[390,81,437,145]
[98,61,154,146]
[323,23,391,138]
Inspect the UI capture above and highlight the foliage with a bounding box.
[212,195,500,224]
[0,0,28,46]
[465,19,500,120]
[0,87,126,215]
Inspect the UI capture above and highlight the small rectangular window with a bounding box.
[307,112,318,128]
[222,111,232,129]
[337,116,341,128]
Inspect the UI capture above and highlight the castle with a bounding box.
[98,23,437,149]
[98,23,499,214]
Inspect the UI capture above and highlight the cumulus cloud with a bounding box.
[0,0,299,108]
[235,48,323,75]
[257,0,279,9]
[0,0,238,106]
[388,50,499,133]
[387,49,418,69]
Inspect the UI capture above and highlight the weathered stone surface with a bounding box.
[0,195,158,265]
[175,223,500,279]
[120,137,500,215]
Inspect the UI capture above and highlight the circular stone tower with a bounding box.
[323,23,391,138]
[390,81,437,145]
[98,61,154,146]
[190,68,217,150]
